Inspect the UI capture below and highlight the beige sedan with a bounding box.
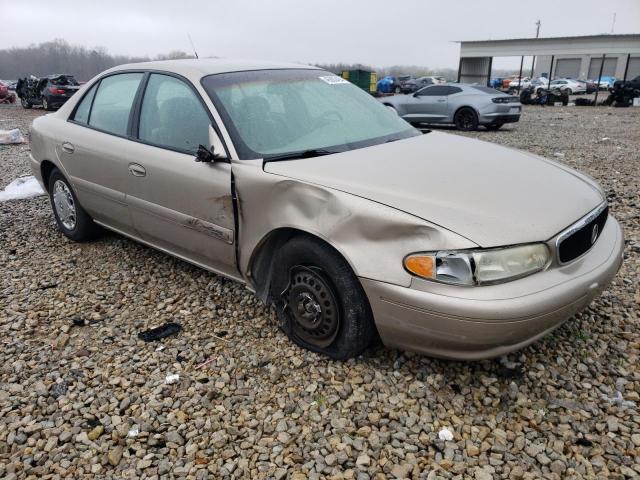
[29,60,624,360]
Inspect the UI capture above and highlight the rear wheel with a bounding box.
[43,96,54,111]
[48,168,101,241]
[485,123,504,131]
[269,236,376,360]
[454,107,479,131]
[20,97,32,109]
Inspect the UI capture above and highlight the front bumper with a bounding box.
[361,216,624,360]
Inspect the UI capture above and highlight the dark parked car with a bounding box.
[16,74,80,110]
[400,76,435,94]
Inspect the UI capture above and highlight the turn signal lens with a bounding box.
[404,255,435,279]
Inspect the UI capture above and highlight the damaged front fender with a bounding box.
[232,160,477,289]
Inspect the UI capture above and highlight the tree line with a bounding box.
[0,39,194,81]
[0,39,519,82]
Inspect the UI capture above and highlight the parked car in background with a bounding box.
[382,84,521,131]
[549,78,586,95]
[400,76,435,94]
[531,77,550,93]
[29,59,622,360]
[16,74,80,110]
[507,77,531,92]
[420,75,446,85]
[0,81,16,104]
[594,76,616,90]
[576,79,597,94]
[396,75,413,93]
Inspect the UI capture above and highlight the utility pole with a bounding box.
[610,13,616,34]
[530,20,541,78]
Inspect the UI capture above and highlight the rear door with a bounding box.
[123,72,238,278]
[403,85,451,123]
[59,72,144,235]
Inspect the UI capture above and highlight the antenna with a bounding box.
[187,34,199,59]
[610,13,616,34]
[535,20,541,38]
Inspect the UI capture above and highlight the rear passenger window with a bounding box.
[72,83,98,124]
[138,74,210,153]
[89,73,143,136]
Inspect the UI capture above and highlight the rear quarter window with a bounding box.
[88,73,143,136]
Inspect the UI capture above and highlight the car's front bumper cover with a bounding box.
[360,216,624,360]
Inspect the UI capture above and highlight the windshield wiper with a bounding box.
[263,148,340,163]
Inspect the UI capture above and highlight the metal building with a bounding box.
[456,34,640,85]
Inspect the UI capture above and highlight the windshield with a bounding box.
[201,69,418,160]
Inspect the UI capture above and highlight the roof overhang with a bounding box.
[458,34,640,58]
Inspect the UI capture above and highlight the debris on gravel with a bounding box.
[1,103,639,478]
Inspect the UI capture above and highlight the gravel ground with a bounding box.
[1,103,639,480]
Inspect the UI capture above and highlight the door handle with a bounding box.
[61,142,74,154]
[128,163,146,177]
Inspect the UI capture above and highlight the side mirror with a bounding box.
[195,124,229,163]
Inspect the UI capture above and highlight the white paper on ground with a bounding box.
[0,128,26,144]
[438,427,454,441]
[0,176,45,201]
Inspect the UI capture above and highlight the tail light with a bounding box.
[48,87,66,95]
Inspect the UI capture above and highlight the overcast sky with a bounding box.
[2,0,639,68]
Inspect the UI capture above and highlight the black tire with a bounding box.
[269,235,376,360]
[43,96,54,111]
[20,97,32,109]
[48,168,101,242]
[485,123,504,131]
[454,107,479,131]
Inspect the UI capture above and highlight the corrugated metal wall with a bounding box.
[627,57,640,79]
[555,59,581,78]
[588,57,617,78]
[459,57,491,85]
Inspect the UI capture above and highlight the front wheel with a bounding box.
[48,168,101,241]
[270,236,377,360]
[20,97,32,109]
[454,107,479,131]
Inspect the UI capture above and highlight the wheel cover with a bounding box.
[281,266,340,348]
[53,180,77,230]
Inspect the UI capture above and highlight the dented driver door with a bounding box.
[123,141,238,279]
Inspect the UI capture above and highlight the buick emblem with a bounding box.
[590,224,599,245]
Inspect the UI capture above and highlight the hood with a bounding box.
[263,132,604,247]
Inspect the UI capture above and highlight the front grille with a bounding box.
[557,203,608,264]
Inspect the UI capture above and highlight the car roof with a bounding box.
[106,58,320,81]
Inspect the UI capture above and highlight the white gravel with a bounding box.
[1,103,639,479]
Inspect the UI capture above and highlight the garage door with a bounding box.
[555,59,581,79]
[626,57,640,79]
[588,57,617,79]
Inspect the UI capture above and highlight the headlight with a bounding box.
[404,244,550,286]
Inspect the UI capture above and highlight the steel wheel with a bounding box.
[282,265,340,348]
[53,180,77,230]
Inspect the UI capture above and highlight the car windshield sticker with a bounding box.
[319,76,349,85]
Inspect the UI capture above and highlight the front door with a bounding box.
[123,73,238,278]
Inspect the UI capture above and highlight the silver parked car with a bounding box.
[29,60,623,360]
[382,84,522,131]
